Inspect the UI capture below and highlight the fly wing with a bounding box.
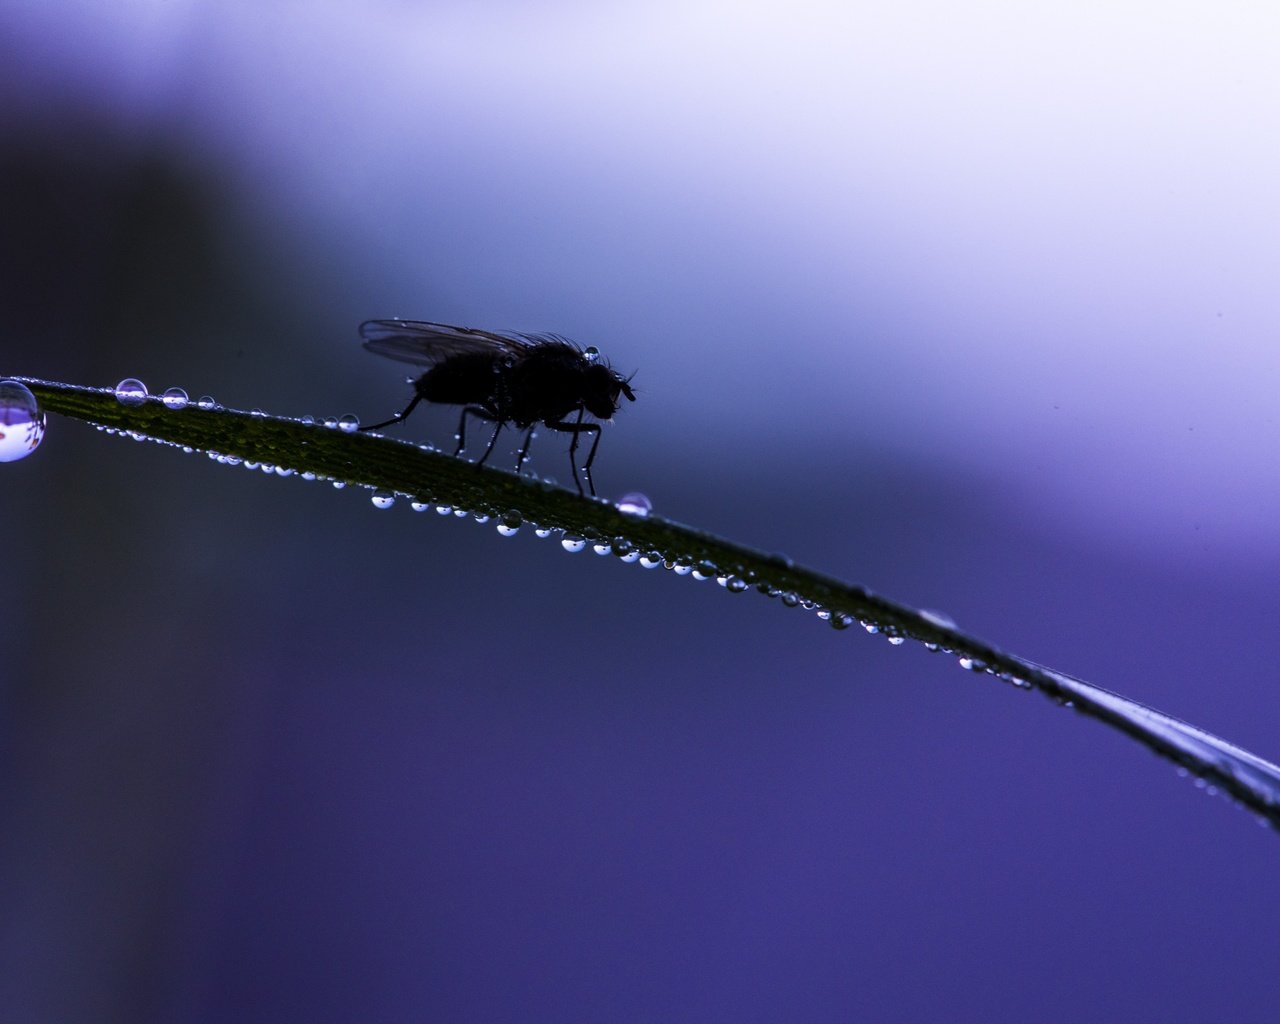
[360,320,531,367]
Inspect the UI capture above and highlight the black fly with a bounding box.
[359,319,636,497]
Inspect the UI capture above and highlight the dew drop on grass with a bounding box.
[593,542,612,556]
[371,492,395,509]
[196,395,218,411]
[724,576,749,593]
[639,553,662,569]
[921,609,957,630]
[337,414,360,433]
[0,380,46,462]
[830,612,854,630]
[534,527,553,539]
[114,378,148,406]
[496,512,522,537]
[435,505,453,516]
[615,492,652,517]
[561,536,586,553]
[160,387,189,410]
[410,500,430,512]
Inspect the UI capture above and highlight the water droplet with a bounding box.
[496,512,522,537]
[453,508,468,517]
[114,378,148,406]
[323,417,338,429]
[410,500,430,512]
[472,512,492,524]
[958,657,988,673]
[780,592,799,607]
[371,492,395,509]
[300,414,316,426]
[618,550,642,563]
[583,345,601,363]
[615,492,652,517]
[921,609,957,630]
[829,612,854,630]
[337,414,360,433]
[672,564,692,576]
[159,386,189,410]
[887,635,906,646]
[725,576,749,593]
[862,622,880,635]
[639,553,662,569]
[274,466,294,477]
[534,527,553,539]
[0,381,46,462]
[816,608,832,620]
[243,460,260,470]
[196,395,218,411]
[435,505,453,516]
[561,536,586,553]
[592,542,612,556]
[250,408,266,418]
[331,480,346,489]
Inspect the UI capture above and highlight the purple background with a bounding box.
[3,3,1278,1021]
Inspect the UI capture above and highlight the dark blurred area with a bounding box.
[2,5,1279,1023]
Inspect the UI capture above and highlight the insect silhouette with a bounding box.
[359,319,636,497]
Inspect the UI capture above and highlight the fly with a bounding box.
[359,319,636,497]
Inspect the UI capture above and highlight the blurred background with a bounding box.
[2,2,1278,1021]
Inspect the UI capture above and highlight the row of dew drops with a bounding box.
[8,378,1273,822]
[8,378,1005,659]
[5,376,975,647]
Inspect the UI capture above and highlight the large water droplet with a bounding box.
[496,512,522,537]
[583,345,601,363]
[0,381,46,462]
[724,576,749,593]
[410,499,430,512]
[561,536,586,553]
[337,414,360,433]
[371,492,395,509]
[921,609,957,630]
[114,378,148,406]
[196,395,219,411]
[829,612,854,630]
[615,492,652,517]
[592,542,612,556]
[160,386,189,410]
[639,552,662,569]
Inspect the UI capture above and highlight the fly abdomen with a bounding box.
[416,352,505,407]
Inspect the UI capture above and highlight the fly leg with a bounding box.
[547,409,602,496]
[515,426,536,475]
[360,394,423,432]
[456,406,502,463]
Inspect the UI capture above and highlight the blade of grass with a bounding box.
[16,376,1280,830]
